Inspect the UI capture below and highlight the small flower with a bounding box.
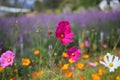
[38,70,44,76]
[0,66,4,72]
[80,76,85,80]
[79,42,85,49]
[22,58,31,66]
[9,77,16,80]
[76,63,84,69]
[62,52,68,58]
[55,21,74,45]
[68,59,75,63]
[65,71,72,78]
[67,46,81,62]
[117,51,120,57]
[92,74,101,80]
[100,53,120,72]
[88,62,97,67]
[32,72,39,79]
[47,29,53,37]
[98,69,105,76]
[13,69,18,73]
[99,56,104,61]
[116,76,120,80]
[82,54,90,59]
[0,50,15,68]
[61,64,69,70]
[34,50,40,55]
[84,40,90,47]
[102,44,107,48]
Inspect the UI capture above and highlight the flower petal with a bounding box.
[100,61,107,67]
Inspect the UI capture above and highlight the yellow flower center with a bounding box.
[71,53,75,56]
[60,34,64,38]
[7,58,11,63]
[109,63,113,67]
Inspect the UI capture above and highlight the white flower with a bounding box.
[100,53,120,72]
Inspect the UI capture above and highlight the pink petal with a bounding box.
[61,38,73,45]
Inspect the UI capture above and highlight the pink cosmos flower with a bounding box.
[55,21,74,45]
[67,46,81,62]
[0,50,15,68]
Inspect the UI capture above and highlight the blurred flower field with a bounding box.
[0,10,120,80]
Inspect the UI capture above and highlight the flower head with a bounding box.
[116,76,120,80]
[34,50,40,55]
[22,58,31,66]
[61,64,69,70]
[80,76,85,80]
[32,72,39,79]
[67,46,81,62]
[100,53,120,72]
[0,50,15,68]
[82,54,90,59]
[88,62,97,67]
[79,42,85,49]
[76,63,84,69]
[55,21,74,45]
[9,77,16,80]
[98,69,105,76]
[65,71,72,78]
[62,52,68,58]
[84,40,90,47]
[92,74,101,80]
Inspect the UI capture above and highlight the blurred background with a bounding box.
[0,0,120,16]
[0,0,120,55]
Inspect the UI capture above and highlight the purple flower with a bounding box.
[0,50,15,68]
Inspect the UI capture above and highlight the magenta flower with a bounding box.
[55,21,74,45]
[67,46,81,62]
[0,50,15,68]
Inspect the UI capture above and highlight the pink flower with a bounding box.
[88,62,96,67]
[103,44,107,48]
[55,21,74,45]
[67,46,81,62]
[84,40,90,47]
[0,50,15,68]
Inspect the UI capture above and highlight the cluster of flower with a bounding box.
[56,21,120,73]
[55,21,81,62]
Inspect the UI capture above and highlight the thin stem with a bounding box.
[52,40,59,54]
[112,36,120,52]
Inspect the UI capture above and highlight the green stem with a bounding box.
[112,37,120,52]
[52,40,59,54]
